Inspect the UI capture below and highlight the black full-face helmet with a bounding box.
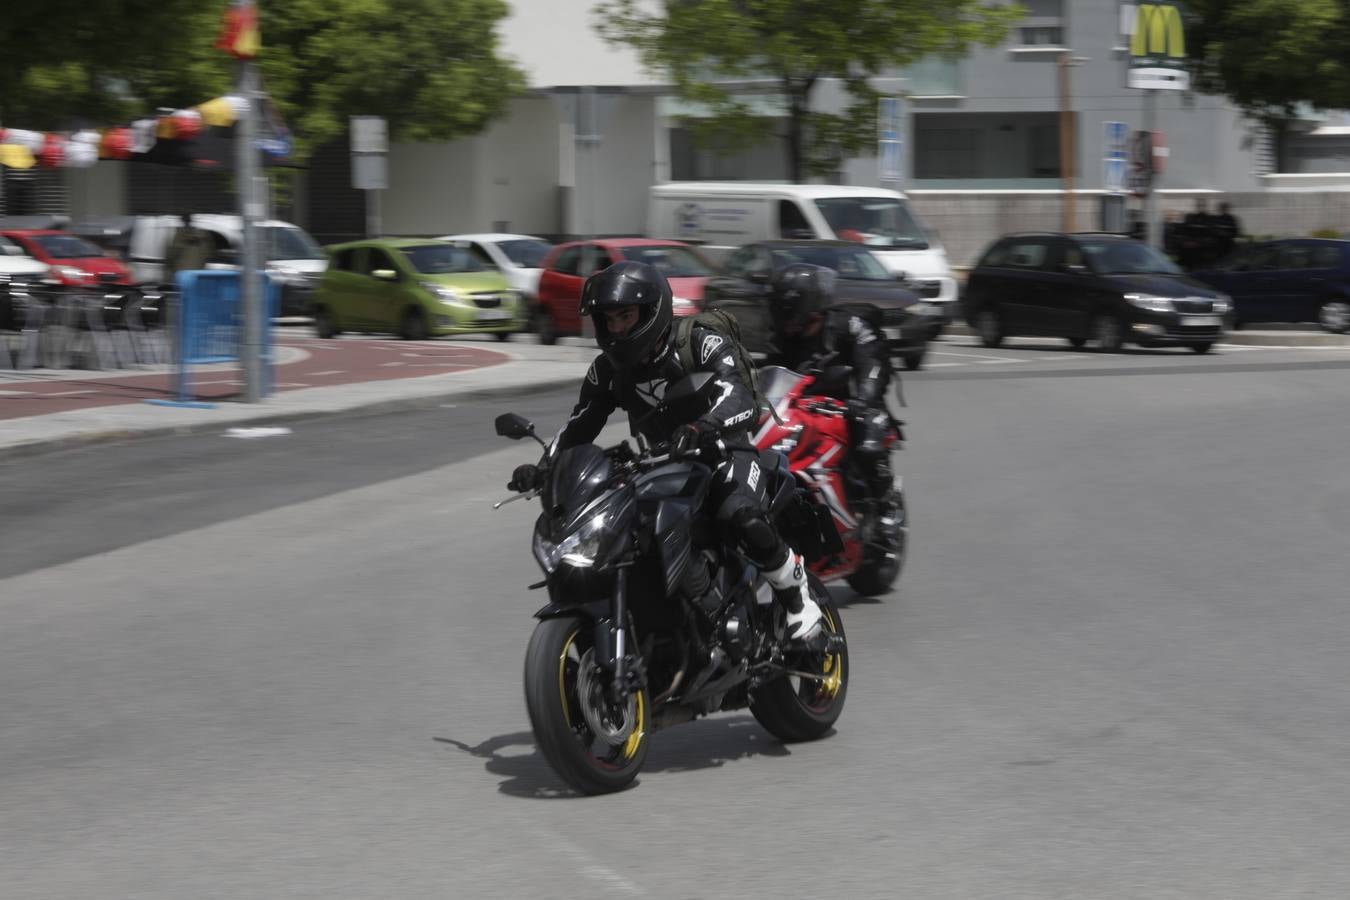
[770,262,837,338]
[580,261,674,369]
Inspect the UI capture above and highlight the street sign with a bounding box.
[350,116,388,154]
[1103,120,1129,194]
[1128,128,1153,194]
[878,96,904,184]
[1122,2,1190,91]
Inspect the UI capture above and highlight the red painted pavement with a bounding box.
[0,335,509,421]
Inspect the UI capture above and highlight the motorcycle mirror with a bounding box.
[495,413,535,440]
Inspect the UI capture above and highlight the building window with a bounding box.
[1018,0,1064,46]
[1028,124,1061,177]
[915,128,980,178]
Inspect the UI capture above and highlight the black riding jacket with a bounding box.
[768,308,891,409]
[559,325,758,450]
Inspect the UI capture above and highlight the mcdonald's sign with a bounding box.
[1123,2,1191,91]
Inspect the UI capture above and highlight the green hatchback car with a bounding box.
[311,238,526,340]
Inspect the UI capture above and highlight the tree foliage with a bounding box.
[0,0,526,159]
[1187,0,1350,119]
[594,0,1021,181]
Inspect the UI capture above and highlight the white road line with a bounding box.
[307,369,346,376]
[39,390,99,397]
[380,361,406,367]
[930,349,1027,362]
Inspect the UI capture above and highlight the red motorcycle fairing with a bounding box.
[753,366,899,584]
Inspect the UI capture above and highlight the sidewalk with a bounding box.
[2,323,1345,460]
[0,331,596,460]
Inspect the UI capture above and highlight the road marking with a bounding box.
[38,389,99,397]
[307,369,346,376]
[225,426,293,439]
[380,361,406,367]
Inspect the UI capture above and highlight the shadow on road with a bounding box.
[435,714,792,799]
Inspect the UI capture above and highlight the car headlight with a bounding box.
[57,266,90,282]
[532,512,607,572]
[1212,295,1232,314]
[1124,293,1174,312]
[420,282,460,304]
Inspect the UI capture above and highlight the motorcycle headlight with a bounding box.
[420,282,460,304]
[1124,293,1174,313]
[533,512,608,572]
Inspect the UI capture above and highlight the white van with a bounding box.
[127,214,328,316]
[648,182,958,313]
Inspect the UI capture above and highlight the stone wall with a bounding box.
[908,191,1350,270]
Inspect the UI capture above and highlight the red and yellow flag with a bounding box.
[216,0,261,60]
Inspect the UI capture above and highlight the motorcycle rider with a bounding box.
[507,261,824,643]
[764,263,899,503]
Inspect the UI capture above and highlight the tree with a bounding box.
[593,0,1021,182]
[1186,0,1350,168]
[0,0,526,160]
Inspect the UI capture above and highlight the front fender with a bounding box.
[532,597,611,621]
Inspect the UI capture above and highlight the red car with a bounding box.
[1,229,132,288]
[531,238,714,344]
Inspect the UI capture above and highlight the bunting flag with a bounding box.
[216,0,261,60]
[0,92,290,170]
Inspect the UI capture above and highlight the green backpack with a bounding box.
[671,309,785,425]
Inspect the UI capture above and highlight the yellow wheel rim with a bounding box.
[557,625,645,761]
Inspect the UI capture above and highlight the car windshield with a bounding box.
[770,245,893,281]
[496,239,551,268]
[814,197,929,249]
[30,234,103,259]
[260,226,325,261]
[1079,239,1183,275]
[401,243,488,274]
[620,245,713,277]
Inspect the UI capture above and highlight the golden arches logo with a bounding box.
[1131,3,1185,58]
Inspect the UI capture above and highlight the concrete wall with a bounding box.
[907,191,1350,270]
[472,95,563,234]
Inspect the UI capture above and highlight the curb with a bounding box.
[0,371,584,463]
[939,323,1350,348]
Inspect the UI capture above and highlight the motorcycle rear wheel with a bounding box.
[846,488,908,597]
[750,576,848,742]
[524,616,650,795]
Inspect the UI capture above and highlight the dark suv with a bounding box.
[963,232,1231,353]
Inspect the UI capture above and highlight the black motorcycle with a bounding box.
[494,373,849,794]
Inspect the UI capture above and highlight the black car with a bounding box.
[703,239,934,369]
[962,232,1231,353]
[1188,238,1350,333]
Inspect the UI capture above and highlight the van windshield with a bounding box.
[814,197,929,250]
[260,226,325,261]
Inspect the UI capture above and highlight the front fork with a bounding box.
[594,565,634,701]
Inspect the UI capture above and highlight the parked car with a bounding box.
[1188,238,1350,333]
[309,238,526,340]
[533,238,714,344]
[0,234,53,331]
[962,232,1231,353]
[122,214,327,316]
[435,233,552,301]
[1,229,132,288]
[702,239,933,369]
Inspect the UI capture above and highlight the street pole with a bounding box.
[237,59,264,403]
[1142,88,1158,248]
[1058,52,1076,233]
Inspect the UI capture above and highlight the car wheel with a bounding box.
[534,307,558,345]
[975,309,1003,348]
[1092,314,1125,352]
[399,307,429,341]
[1189,342,1213,354]
[1067,336,1088,350]
[1317,299,1350,334]
[313,306,339,339]
[494,332,511,342]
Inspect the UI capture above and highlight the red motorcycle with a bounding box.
[754,365,907,596]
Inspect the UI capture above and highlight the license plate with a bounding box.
[1181,316,1220,326]
[477,309,510,322]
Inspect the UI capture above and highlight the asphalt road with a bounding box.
[5,341,1350,898]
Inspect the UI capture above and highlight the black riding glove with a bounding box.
[508,463,543,493]
[671,421,717,457]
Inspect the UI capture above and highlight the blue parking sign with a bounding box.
[1104,156,1127,193]
[1105,120,1128,155]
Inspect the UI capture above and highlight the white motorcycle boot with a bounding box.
[764,550,823,643]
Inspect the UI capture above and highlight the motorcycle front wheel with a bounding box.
[750,576,849,742]
[524,616,650,794]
